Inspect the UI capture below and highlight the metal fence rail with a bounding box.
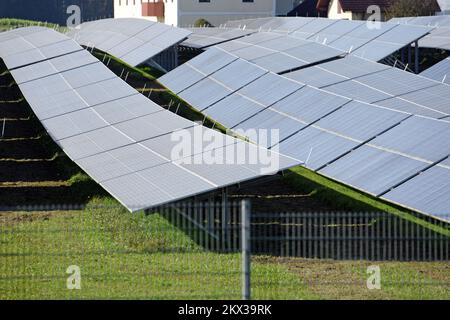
[0,201,449,300]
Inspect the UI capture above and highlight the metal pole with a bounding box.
[241,200,251,300]
[415,40,419,74]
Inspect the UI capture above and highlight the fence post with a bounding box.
[241,200,251,300]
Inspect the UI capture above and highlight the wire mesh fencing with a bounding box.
[0,201,449,300]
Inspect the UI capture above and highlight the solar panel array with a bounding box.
[390,16,450,50]
[0,26,83,69]
[181,27,256,49]
[2,27,300,212]
[284,56,450,120]
[68,18,192,66]
[421,57,450,84]
[223,17,432,61]
[212,32,344,73]
[160,48,450,221]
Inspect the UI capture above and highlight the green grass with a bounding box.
[1,198,448,300]
[285,167,450,237]
[0,198,311,300]
[0,18,64,32]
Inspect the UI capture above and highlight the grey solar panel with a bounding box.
[289,18,339,39]
[158,64,205,94]
[368,116,450,162]
[308,20,364,44]
[210,59,268,91]
[179,78,233,111]
[234,110,305,148]
[421,57,450,84]
[182,28,255,49]
[204,94,266,128]
[77,144,168,183]
[355,68,440,96]
[314,101,410,142]
[188,47,238,75]
[70,18,192,66]
[113,111,194,142]
[10,50,97,84]
[270,86,350,123]
[382,165,450,221]
[320,145,429,196]
[237,73,302,106]
[395,85,450,115]
[284,66,347,88]
[318,56,389,79]
[373,97,447,119]
[323,80,393,104]
[278,126,359,170]
[59,126,135,160]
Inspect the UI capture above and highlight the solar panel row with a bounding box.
[0,27,83,69]
[212,32,344,73]
[223,17,432,61]
[181,27,256,49]
[421,57,450,85]
[2,27,300,212]
[284,56,450,119]
[160,48,450,221]
[68,18,192,66]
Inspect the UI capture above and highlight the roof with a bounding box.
[317,0,393,12]
[288,0,321,17]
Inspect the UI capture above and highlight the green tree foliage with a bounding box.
[194,18,214,28]
[385,0,441,20]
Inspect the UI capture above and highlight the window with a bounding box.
[242,0,254,2]
[199,0,210,2]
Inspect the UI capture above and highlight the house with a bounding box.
[316,0,393,21]
[114,0,298,27]
[287,0,321,17]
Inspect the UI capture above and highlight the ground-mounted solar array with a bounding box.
[421,57,450,84]
[212,32,345,74]
[160,47,450,221]
[220,17,432,62]
[67,18,192,66]
[390,15,450,50]
[1,27,301,212]
[284,55,450,120]
[181,27,256,49]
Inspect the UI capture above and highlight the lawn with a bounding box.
[1,198,448,300]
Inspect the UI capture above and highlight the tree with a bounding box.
[194,18,213,28]
[385,0,441,20]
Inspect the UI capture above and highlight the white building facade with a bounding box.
[114,0,296,27]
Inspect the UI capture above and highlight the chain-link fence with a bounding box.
[0,200,449,300]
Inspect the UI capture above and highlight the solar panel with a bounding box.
[237,73,302,106]
[188,47,238,75]
[289,18,339,39]
[181,28,256,49]
[421,57,450,84]
[278,127,359,170]
[374,97,448,119]
[179,78,234,111]
[355,68,439,96]
[308,20,364,44]
[284,66,348,88]
[210,58,268,91]
[0,27,83,69]
[10,50,97,84]
[320,145,429,196]
[4,32,301,213]
[394,85,450,115]
[158,64,205,94]
[69,18,192,66]
[352,24,433,61]
[382,164,450,221]
[323,80,393,104]
[204,94,266,128]
[368,116,450,162]
[269,86,350,123]
[214,32,344,74]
